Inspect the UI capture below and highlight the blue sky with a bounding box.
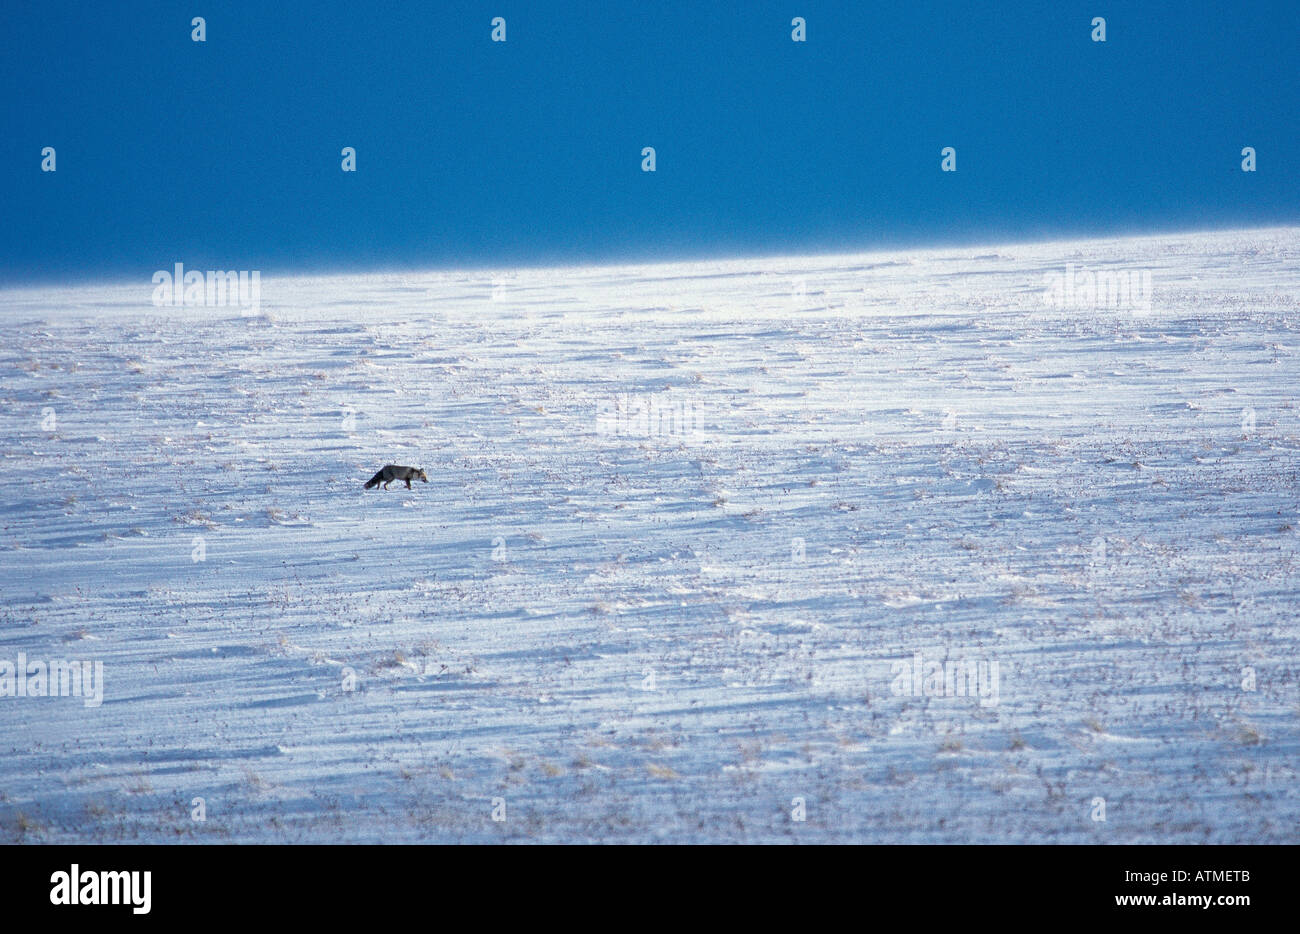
[1,1,1296,283]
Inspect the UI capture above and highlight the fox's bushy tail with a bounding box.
[364,470,384,489]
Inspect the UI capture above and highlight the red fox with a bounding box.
[364,465,429,490]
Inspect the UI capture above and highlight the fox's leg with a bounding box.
[405,478,412,488]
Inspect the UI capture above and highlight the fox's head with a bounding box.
[416,469,429,483]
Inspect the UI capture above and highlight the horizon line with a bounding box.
[2,220,1297,296]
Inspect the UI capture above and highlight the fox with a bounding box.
[364,465,429,490]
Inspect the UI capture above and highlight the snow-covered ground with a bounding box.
[2,227,1298,843]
